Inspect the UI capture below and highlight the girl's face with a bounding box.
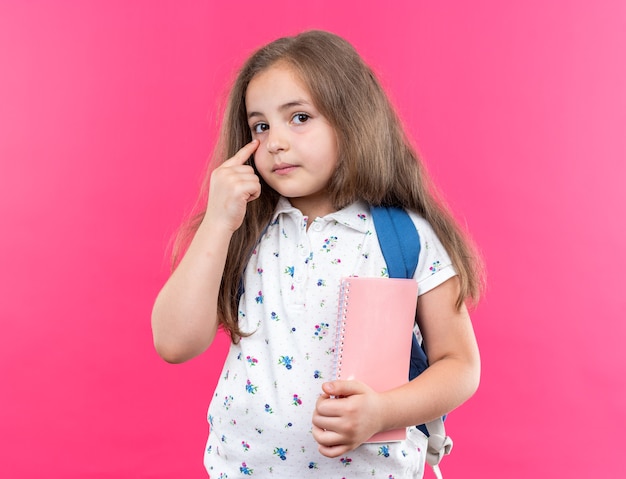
[245,63,339,219]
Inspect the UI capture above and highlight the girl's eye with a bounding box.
[292,113,310,125]
[252,123,269,134]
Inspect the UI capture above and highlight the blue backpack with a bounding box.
[371,206,453,477]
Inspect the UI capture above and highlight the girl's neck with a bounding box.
[288,196,336,227]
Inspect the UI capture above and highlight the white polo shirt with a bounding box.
[204,197,455,478]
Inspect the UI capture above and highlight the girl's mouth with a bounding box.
[273,163,297,175]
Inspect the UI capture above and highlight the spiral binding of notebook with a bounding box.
[332,277,351,380]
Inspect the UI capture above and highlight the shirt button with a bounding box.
[312,222,323,232]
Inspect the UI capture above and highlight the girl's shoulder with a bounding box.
[401,209,457,292]
[370,207,441,242]
[400,208,437,235]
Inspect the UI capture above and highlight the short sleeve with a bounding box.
[408,211,457,295]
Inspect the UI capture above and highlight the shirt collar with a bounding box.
[271,197,372,233]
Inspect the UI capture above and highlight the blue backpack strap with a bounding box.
[370,206,420,279]
[370,205,432,437]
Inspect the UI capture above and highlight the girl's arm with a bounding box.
[151,140,260,364]
[312,275,480,457]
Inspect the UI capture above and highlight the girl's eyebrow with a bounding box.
[247,99,311,120]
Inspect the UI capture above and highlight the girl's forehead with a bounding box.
[245,64,314,110]
[249,63,304,90]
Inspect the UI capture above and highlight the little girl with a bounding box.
[152,30,483,478]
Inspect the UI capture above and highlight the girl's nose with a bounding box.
[266,128,288,153]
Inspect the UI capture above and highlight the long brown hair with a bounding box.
[174,30,484,342]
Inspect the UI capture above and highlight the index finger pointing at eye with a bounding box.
[222,140,260,166]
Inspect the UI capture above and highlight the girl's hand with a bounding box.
[312,380,384,458]
[205,140,261,233]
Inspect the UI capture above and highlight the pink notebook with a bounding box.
[333,276,418,443]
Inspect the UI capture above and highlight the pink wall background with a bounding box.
[1,1,624,477]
